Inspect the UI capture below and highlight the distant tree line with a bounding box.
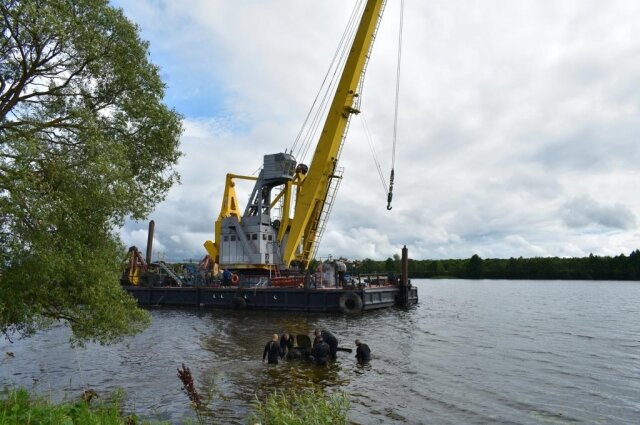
[350,250,640,281]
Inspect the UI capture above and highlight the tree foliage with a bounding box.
[0,0,182,343]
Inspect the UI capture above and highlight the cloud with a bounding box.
[113,0,640,260]
[120,228,166,255]
[562,196,637,230]
[504,235,547,257]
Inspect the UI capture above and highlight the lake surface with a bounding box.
[1,279,639,424]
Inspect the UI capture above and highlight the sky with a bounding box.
[112,0,640,261]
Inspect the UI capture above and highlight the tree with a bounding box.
[358,258,377,274]
[630,250,640,279]
[466,254,483,279]
[384,257,395,272]
[0,0,182,344]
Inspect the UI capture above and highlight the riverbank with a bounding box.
[0,387,349,425]
[0,388,148,424]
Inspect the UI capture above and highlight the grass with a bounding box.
[0,385,351,425]
[249,388,350,425]
[0,388,166,425]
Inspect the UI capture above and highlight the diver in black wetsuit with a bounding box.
[311,337,330,365]
[263,334,282,364]
[279,333,294,358]
[355,339,371,363]
[314,329,338,360]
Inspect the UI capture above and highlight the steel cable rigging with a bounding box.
[291,0,366,163]
[287,0,403,211]
[387,0,404,211]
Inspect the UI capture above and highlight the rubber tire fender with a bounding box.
[338,292,363,314]
[232,296,246,310]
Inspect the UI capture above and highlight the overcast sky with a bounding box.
[112,0,640,261]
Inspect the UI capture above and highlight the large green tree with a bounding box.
[0,0,182,343]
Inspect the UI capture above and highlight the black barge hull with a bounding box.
[123,285,418,312]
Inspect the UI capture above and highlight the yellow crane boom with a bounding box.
[205,0,387,271]
[283,0,386,267]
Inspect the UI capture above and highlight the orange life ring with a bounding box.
[231,273,240,284]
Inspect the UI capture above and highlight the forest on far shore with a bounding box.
[347,250,640,280]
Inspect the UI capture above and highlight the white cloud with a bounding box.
[504,235,547,257]
[121,229,167,255]
[114,0,640,260]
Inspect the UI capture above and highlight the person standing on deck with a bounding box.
[263,334,282,364]
[336,261,347,287]
[355,339,371,363]
[222,269,232,286]
[314,329,338,360]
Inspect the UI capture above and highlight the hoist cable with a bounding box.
[391,0,404,168]
[292,0,364,161]
[360,114,388,195]
[291,2,358,155]
[299,39,348,163]
[299,0,365,163]
[387,0,404,211]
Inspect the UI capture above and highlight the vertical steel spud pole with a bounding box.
[146,220,155,265]
[399,245,409,306]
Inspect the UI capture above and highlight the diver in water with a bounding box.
[279,333,294,358]
[311,337,330,366]
[355,339,371,363]
[263,334,282,365]
[314,329,338,360]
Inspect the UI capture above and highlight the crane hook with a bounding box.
[386,168,395,210]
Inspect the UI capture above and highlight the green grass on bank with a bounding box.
[0,388,166,425]
[1,387,350,425]
[249,389,350,425]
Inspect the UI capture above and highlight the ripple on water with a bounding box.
[1,279,640,424]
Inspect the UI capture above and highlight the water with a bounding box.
[1,279,639,424]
